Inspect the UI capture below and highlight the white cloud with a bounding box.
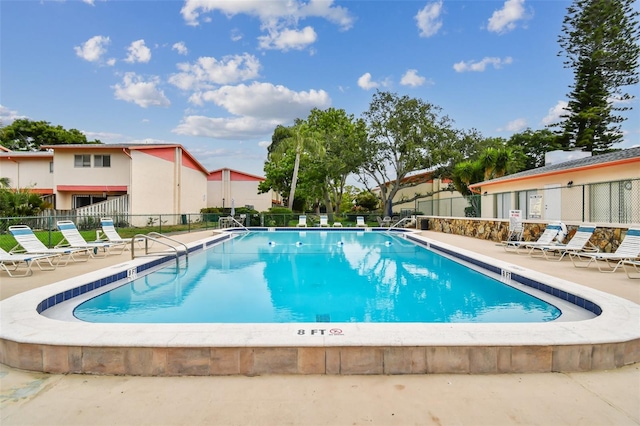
[180,0,354,30]
[125,39,151,63]
[173,116,282,139]
[257,140,271,148]
[357,73,379,90]
[400,69,427,87]
[180,0,353,52]
[168,54,261,91]
[487,0,528,34]
[453,56,513,72]
[258,26,317,51]
[192,82,331,121]
[172,42,188,55]
[499,118,527,132]
[74,35,111,63]
[541,100,568,126]
[415,1,443,38]
[231,29,243,42]
[0,105,26,125]
[112,73,170,108]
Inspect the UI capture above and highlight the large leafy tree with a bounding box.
[556,0,639,152]
[275,120,320,210]
[506,129,562,170]
[357,91,456,216]
[0,119,101,150]
[260,121,321,210]
[306,108,367,217]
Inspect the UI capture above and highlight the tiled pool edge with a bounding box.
[1,340,639,375]
[405,235,604,316]
[1,229,639,376]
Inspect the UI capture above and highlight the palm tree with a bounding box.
[272,121,321,210]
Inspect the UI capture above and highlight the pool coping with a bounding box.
[1,228,639,375]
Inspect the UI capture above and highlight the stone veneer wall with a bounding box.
[421,216,628,253]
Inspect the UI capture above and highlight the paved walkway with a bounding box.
[1,230,639,425]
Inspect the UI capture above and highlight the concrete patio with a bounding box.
[1,230,638,425]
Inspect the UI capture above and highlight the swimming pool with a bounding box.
[1,228,639,375]
[73,231,561,323]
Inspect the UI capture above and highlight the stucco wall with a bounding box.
[52,150,131,210]
[129,149,207,224]
[179,158,208,216]
[0,157,53,189]
[207,172,273,212]
[53,150,130,187]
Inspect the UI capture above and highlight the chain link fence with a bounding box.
[0,213,402,251]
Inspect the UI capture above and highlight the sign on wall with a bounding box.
[529,194,542,219]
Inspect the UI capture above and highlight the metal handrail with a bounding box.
[222,216,250,232]
[131,232,189,267]
[388,217,414,230]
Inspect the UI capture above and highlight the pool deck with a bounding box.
[1,229,639,425]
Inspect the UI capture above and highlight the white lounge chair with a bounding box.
[622,259,640,279]
[528,224,598,261]
[502,223,564,254]
[99,218,144,250]
[570,227,640,272]
[297,215,307,227]
[356,216,367,227]
[9,225,91,265]
[0,247,58,277]
[319,215,329,227]
[56,220,126,257]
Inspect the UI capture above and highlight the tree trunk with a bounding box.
[287,148,301,210]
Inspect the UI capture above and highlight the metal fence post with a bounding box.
[48,215,53,247]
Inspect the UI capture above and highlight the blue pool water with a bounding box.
[73,231,561,323]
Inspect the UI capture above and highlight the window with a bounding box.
[495,192,511,219]
[74,155,91,168]
[94,154,111,168]
[49,161,54,173]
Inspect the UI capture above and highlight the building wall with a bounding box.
[53,149,131,209]
[478,161,640,223]
[179,152,208,216]
[207,169,273,212]
[129,148,207,224]
[392,179,459,214]
[0,157,53,190]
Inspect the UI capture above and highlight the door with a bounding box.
[544,184,561,221]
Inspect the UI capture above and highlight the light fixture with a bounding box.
[567,181,573,187]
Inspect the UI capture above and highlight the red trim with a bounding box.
[137,147,209,174]
[57,185,127,192]
[230,170,263,181]
[208,170,223,181]
[140,147,176,162]
[208,168,265,181]
[181,153,201,171]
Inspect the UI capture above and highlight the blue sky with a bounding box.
[1,0,638,177]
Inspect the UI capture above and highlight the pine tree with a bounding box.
[557,0,639,153]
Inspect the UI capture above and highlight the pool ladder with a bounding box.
[388,217,414,230]
[220,216,250,232]
[131,232,189,267]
